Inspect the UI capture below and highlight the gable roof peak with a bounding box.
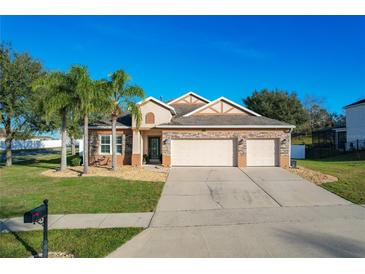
[167,91,210,105]
[137,96,176,114]
[183,96,261,117]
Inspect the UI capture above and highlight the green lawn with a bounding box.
[292,135,312,145]
[0,228,142,258]
[298,151,365,204]
[0,151,164,218]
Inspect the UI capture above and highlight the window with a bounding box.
[145,112,155,124]
[100,135,111,154]
[117,136,123,154]
[99,135,123,154]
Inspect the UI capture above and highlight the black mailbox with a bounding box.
[24,203,47,223]
[23,199,49,258]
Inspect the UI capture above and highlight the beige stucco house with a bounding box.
[88,91,295,168]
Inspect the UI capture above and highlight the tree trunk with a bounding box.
[83,114,89,174]
[5,119,12,167]
[5,138,12,167]
[71,136,76,156]
[60,111,67,172]
[112,115,117,171]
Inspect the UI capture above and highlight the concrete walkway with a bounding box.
[0,212,153,232]
[108,167,365,258]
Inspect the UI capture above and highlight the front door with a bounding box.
[148,137,161,161]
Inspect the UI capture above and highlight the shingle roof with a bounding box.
[89,113,132,127]
[170,103,206,117]
[159,115,294,127]
[344,98,365,108]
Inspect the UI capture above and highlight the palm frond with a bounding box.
[127,102,142,128]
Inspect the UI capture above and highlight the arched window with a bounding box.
[145,112,155,124]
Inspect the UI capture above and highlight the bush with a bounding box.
[70,156,81,166]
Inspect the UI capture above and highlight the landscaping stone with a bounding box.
[286,165,338,185]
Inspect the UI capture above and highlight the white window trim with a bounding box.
[99,134,123,155]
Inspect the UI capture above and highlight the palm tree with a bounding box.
[33,71,77,171]
[107,70,145,171]
[69,65,110,175]
[69,66,93,174]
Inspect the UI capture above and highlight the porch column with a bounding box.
[132,129,141,166]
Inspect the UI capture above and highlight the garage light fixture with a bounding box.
[239,138,244,145]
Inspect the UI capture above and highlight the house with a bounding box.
[344,98,365,150]
[88,91,295,168]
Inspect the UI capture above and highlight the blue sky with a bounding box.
[1,16,364,113]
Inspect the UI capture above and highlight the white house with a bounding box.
[344,98,365,150]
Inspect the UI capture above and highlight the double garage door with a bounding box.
[170,139,279,167]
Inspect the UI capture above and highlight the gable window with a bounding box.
[100,135,111,154]
[145,112,155,124]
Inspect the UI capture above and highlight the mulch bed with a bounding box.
[41,165,168,182]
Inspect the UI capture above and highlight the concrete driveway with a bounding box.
[108,167,365,258]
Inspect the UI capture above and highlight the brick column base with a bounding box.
[237,153,246,168]
[280,154,289,168]
[131,154,141,166]
[162,155,171,167]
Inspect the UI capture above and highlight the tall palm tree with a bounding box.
[33,71,77,171]
[69,65,93,174]
[69,65,110,174]
[107,70,145,171]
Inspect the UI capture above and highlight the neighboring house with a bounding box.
[344,98,365,150]
[88,91,295,168]
[0,128,54,142]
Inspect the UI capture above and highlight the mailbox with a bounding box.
[23,199,49,258]
[24,203,47,223]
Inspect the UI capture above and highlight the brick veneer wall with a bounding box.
[161,129,290,168]
[89,129,133,166]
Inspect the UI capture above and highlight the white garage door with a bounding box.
[171,139,236,166]
[246,139,279,167]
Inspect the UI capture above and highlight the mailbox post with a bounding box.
[42,199,48,258]
[23,199,49,258]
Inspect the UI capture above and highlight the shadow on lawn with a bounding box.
[0,154,76,170]
[10,230,39,257]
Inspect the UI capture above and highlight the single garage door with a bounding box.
[171,139,236,166]
[246,139,279,167]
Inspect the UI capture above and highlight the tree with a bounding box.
[70,66,110,174]
[243,89,308,131]
[302,96,333,133]
[0,44,44,166]
[330,112,346,128]
[33,71,78,171]
[67,110,82,156]
[107,70,145,171]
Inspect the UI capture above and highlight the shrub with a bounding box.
[70,156,81,166]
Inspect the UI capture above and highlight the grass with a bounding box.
[0,151,164,218]
[292,135,312,145]
[0,227,142,258]
[298,151,365,204]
